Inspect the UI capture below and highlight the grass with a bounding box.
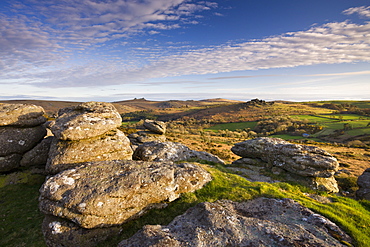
[310,101,370,109]
[0,183,46,247]
[293,115,339,123]
[2,163,370,247]
[98,163,370,246]
[206,121,258,131]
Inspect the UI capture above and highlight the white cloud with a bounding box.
[3,19,369,89]
[10,0,217,45]
[343,6,370,18]
[130,21,370,80]
[0,15,64,72]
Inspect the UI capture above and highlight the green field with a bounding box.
[206,113,370,141]
[207,121,258,131]
[309,101,370,109]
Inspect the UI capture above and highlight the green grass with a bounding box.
[292,115,338,123]
[307,101,370,109]
[0,183,46,247]
[101,164,370,246]
[2,164,370,247]
[206,121,258,131]
[270,134,305,140]
[121,121,139,126]
[347,128,370,136]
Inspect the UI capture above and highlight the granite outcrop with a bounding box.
[231,137,340,192]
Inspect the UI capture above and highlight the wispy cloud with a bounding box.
[0,14,64,73]
[10,0,217,45]
[1,3,370,91]
[343,6,370,18]
[208,70,370,80]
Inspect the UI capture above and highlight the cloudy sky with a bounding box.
[1,0,369,102]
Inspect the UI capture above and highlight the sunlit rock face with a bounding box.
[133,141,225,164]
[231,137,340,192]
[143,119,167,134]
[119,197,352,247]
[51,101,122,141]
[46,129,132,174]
[0,103,47,173]
[39,160,212,229]
[45,101,133,174]
[0,103,46,127]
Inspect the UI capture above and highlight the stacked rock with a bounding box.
[0,103,47,172]
[45,101,133,174]
[128,119,167,150]
[39,102,213,246]
[231,137,340,192]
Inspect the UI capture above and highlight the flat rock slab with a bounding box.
[46,130,133,174]
[39,160,212,229]
[133,141,225,164]
[232,137,339,177]
[0,126,46,156]
[0,103,46,127]
[119,198,352,247]
[51,102,122,141]
[143,119,166,134]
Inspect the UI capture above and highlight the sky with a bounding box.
[0,0,370,102]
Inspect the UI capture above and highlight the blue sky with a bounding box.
[1,0,369,102]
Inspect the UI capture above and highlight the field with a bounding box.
[1,99,370,246]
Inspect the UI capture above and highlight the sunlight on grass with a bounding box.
[206,121,258,131]
[1,163,369,247]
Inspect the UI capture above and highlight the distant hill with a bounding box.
[0,98,243,116]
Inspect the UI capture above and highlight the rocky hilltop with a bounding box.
[1,102,368,247]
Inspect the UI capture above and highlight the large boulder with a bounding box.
[133,141,225,164]
[46,130,133,174]
[356,168,370,200]
[231,137,339,192]
[143,119,166,134]
[0,126,47,156]
[0,103,46,127]
[119,198,352,247]
[39,160,211,229]
[232,137,338,178]
[51,102,122,141]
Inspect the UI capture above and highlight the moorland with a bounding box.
[0,98,370,246]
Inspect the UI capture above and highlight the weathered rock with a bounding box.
[42,215,121,247]
[232,137,339,178]
[143,119,166,134]
[128,131,167,147]
[0,103,46,127]
[51,102,122,141]
[133,141,225,164]
[231,138,339,192]
[356,168,370,200]
[39,160,211,229]
[0,153,22,173]
[0,126,47,156]
[119,198,352,247]
[46,130,133,174]
[20,137,53,167]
